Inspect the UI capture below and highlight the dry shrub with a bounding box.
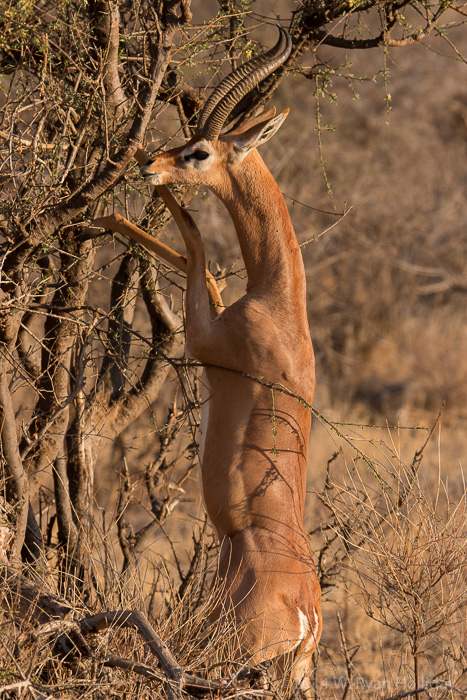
[314,416,467,698]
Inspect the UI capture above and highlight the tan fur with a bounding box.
[141,112,322,691]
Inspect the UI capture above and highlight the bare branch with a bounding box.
[80,610,220,698]
[0,365,29,559]
[90,0,128,121]
[100,253,140,396]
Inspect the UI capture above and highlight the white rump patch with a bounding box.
[312,608,320,641]
[297,608,309,644]
[297,607,320,653]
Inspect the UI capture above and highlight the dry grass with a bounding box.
[2,413,466,698]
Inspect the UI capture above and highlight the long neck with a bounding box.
[212,151,306,304]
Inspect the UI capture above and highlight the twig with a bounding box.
[103,654,222,697]
[336,612,359,700]
[103,654,161,681]
[0,129,57,150]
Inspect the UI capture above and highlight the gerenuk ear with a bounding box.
[228,107,277,135]
[227,109,289,163]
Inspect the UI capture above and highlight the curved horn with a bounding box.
[197,26,289,133]
[197,26,292,141]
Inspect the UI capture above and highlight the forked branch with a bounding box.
[80,610,221,698]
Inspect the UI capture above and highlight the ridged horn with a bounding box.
[197,26,292,141]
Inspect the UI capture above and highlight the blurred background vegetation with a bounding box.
[0,0,466,697]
